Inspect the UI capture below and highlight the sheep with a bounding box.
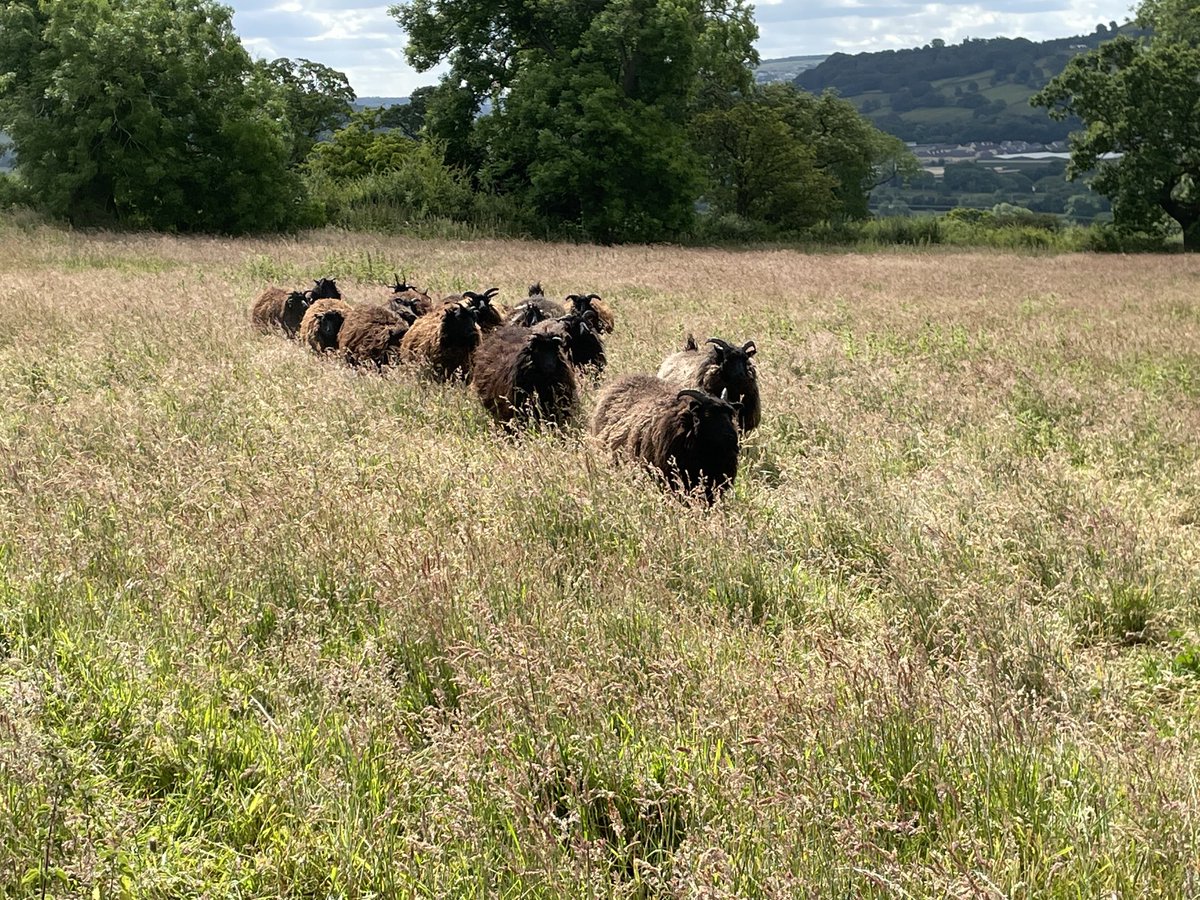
[656,335,761,432]
[299,297,352,353]
[251,288,310,337]
[506,295,566,328]
[565,293,615,334]
[250,277,342,337]
[337,304,410,369]
[472,326,578,429]
[461,288,505,332]
[590,376,740,504]
[531,309,606,378]
[385,275,434,321]
[398,298,481,381]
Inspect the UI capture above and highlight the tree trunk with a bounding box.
[1162,188,1200,252]
[1183,217,1200,252]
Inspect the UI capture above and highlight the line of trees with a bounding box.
[0,0,912,242]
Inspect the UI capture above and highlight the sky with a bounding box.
[228,0,1138,98]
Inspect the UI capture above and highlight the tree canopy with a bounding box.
[390,0,759,241]
[1032,1,1200,249]
[256,58,356,166]
[0,0,351,232]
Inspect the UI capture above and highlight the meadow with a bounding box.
[1,223,1199,897]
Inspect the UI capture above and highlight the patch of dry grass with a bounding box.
[2,224,1200,896]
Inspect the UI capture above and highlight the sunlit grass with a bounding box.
[1,224,1199,896]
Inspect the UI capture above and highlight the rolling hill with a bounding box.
[795,25,1143,144]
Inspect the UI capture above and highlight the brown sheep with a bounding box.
[385,276,435,321]
[472,327,578,429]
[590,376,740,504]
[506,296,566,328]
[299,298,353,353]
[337,304,410,369]
[531,310,606,378]
[250,277,342,337]
[398,299,481,381]
[461,288,505,332]
[656,335,760,432]
[566,293,615,334]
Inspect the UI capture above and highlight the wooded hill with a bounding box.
[795,24,1144,144]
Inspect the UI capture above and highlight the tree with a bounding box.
[390,0,759,241]
[692,100,835,230]
[760,85,918,220]
[376,85,436,140]
[1032,6,1200,249]
[257,58,356,166]
[0,0,302,232]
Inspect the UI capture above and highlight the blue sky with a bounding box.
[228,0,1136,97]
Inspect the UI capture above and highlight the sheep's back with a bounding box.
[655,350,704,386]
[250,287,288,333]
[591,375,674,451]
[338,305,409,367]
[472,328,528,420]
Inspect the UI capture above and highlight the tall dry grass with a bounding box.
[1,223,1200,896]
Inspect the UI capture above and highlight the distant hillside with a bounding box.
[795,25,1143,144]
[355,96,409,109]
[754,55,827,85]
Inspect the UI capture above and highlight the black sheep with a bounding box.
[590,376,740,504]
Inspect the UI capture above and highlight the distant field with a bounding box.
[2,225,1199,895]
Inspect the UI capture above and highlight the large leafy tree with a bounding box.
[256,58,356,166]
[693,85,917,230]
[693,100,835,230]
[390,0,758,241]
[1031,2,1200,249]
[0,0,302,232]
[760,85,917,221]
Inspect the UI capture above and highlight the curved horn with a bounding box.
[484,287,500,298]
[677,389,709,403]
[586,293,602,301]
[705,337,734,355]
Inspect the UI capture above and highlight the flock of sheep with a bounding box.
[251,276,760,503]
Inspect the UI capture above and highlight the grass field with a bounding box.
[2,224,1200,897]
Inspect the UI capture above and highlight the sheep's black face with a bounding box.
[527,334,567,374]
[557,313,604,368]
[443,305,480,344]
[282,291,313,333]
[316,311,344,349]
[719,349,754,386]
[677,391,740,501]
[312,278,342,300]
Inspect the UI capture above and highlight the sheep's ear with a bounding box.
[743,340,757,357]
